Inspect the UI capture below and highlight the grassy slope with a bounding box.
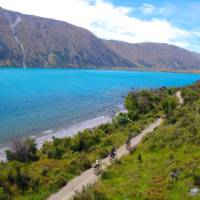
[83,83,200,200]
[0,110,159,200]
[15,121,147,200]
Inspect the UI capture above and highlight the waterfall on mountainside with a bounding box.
[3,13,27,68]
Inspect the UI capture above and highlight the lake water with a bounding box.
[0,68,200,145]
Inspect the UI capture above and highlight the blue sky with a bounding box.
[0,0,200,53]
[109,0,200,52]
[111,0,200,30]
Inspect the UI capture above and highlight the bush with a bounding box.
[114,113,131,126]
[15,165,30,190]
[6,164,31,190]
[98,148,109,159]
[99,124,113,135]
[42,142,64,159]
[182,89,199,103]
[49,175,67,191]
[78,153,92,171]
[93,190,108,200]
[161,96,178,114]
[73,186,108,200]
[101,171,114,180]
[125,90,163,120]
[71,130,101,152]
[55,176,67,188]
[6,139,38,162]
[127,124,141,134]
[0,187,8,200]
[41,165,50,176]
[73,187,92,200]
[194,175,200,186]
[69,153,92,173]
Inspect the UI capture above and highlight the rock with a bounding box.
[190,188,200,196]
[169,171,178,180]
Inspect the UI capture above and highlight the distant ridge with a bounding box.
[105,40,200,71]
[0,7,200,72]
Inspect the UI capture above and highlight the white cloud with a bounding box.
[0,0,198,50]
[140,3,155,14]
[193,31,200,37]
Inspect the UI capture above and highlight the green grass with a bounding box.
[91,145,200,199]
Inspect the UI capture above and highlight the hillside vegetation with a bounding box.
[0,86,177,200]
[73,82,200,200]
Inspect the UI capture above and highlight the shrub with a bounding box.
[114,113,131,126]
[99,124,113,135]
[71,130,101,152]
[125,90,163,120]
[0,187,8,200]
[103,138,113,146]
[101,171,114,180]
[6,139,38,162]
[42,144,64,159]
[73,186,108,200]
[49,175,67,191]
[15,165,30,190]
[98,148,109,158]
[194,175,200,186]
[182,89,199,103]
[78,153,92,171]
[93,190,108,200]
[161,96,177,114]
[41,165,50,176]
[73,187,92,200]
[55,176,67,188]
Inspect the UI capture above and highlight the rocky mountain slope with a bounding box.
[105,40,200,71]
[0,7,200,71]
[0,7,134,68]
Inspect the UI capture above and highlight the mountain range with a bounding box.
[0,7,200,72]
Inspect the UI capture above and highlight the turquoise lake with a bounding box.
[1,68,200,144]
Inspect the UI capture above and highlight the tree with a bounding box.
[125,93,139,120]
[161,96,177,114]
[125,90,160,120]
[6,139,38,162]
[114,113,131,126]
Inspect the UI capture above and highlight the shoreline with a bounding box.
[0,115,112,162]
[36,115,112,148]
[1,66,200,74]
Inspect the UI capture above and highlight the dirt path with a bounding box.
[176,91,184,105]
[47,118,163,200]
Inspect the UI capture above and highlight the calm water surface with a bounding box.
[0,68,200,144]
